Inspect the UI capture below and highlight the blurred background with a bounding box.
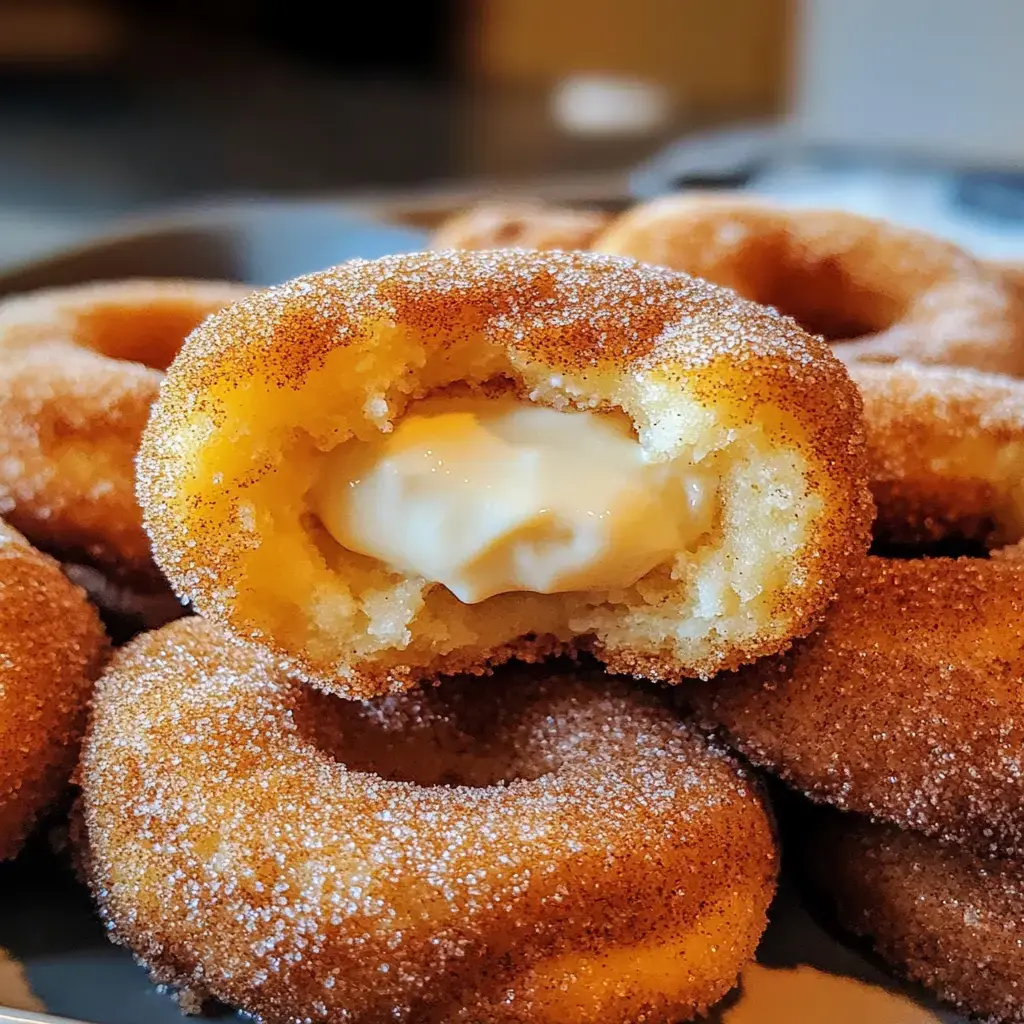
[1,0,1023,263]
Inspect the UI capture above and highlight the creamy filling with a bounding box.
[313,396,716,604]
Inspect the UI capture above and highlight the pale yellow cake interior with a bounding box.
[171,315,821,680]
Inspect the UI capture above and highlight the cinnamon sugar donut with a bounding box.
[987,258,1024,310]
[431,201,612,252]
[686,556,1024,859]
[0,520,108,860]
[851,363,1024,549]
[138,249,871,697]
[78,617,778,1024]
[807,814,1024,1024]
[0,279,249,587]
[595,195,1024,375]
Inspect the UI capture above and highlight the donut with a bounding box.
[0,279,249,587]
[78,617,779,1024]
[851,363,1024,550]
[594,195,1024,375]
[0,519,108,860]
[805,813,1024,1023]
[685,555,1024,859]
[430,201,612,252]
[137,249,871,696]
[986,258,1024,314]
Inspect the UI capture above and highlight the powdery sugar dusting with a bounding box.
[155,249,839,390]
[0,279,247,583]
[852,362,1024,548]
[79,618,777,1024]
[137,248,871,693]
[686,556,1024,860]
[594,194,1023,375]
[0,519,108,860]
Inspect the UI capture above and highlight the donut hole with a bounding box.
[292,674,560,787]
[76,300,218,370]
[493,218,530,245]
[743,250,900,344]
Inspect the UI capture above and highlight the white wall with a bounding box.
[792,0,1024,167]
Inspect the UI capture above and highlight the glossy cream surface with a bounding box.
[314,396,716,603]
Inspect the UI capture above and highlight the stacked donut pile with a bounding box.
[0,195,1018,1022]
[437,196,1024,1021]
[0,249,871,1023]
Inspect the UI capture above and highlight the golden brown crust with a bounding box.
[430,201,612,252]
[0,520,108,859]
[139,249,872,695]
[851,363,1024,548]
[0,279,249,583]
[595,195,1024,375]
[807,814,1024,1023]
[685,555,1024,859]
[79,617,778,1024]
[0,279,253,368]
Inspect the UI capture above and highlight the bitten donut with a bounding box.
[431,201,612,252]
[0,279,249,587]
[0,520,108,860]
[686,556,1024,859]
[851,363,1024,549]
[806,814,1024,1024]
[595,195,1024,375]
[138,249,871,696]
[78,617,778,1024]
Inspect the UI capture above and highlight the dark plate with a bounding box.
[0,201,429,294]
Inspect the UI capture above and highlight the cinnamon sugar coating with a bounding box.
[138,249,871,696]
[430,201,612,252]
[686,556,1024,860]
[595,195,1024,375]
[851,363,1024,548]
[0,279,249,584]
[78,618,777,1024]
[0,520,108,859]
[807,814,1024,1023]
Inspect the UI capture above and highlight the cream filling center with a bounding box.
[313,396,716,604]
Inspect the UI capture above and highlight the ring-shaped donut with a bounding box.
[138,249,871,696]
[851,363,1024,550]
[987,258,1024,321]
[0,520,108,859]
[0,279,248,587]
[431,201,612,252]
[686,555,1024,859]
[594,195,1024,375]
[806,814,1024,1024]
[78,617,778,1024]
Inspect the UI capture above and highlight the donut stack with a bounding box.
[432,195,1024,1022]
[435,195,1024,378]
[0,204,1019,1022]
[0,280,246,867]
[74,248,882,1024]
[0,250,875,1022]
[0,280,248,636]
[685,364,1024,1024]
